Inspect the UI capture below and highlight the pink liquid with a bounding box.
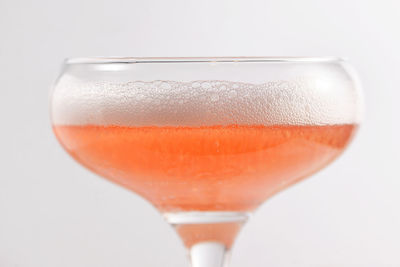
[53,124,357,212]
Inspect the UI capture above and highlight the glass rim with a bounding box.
[65,56,345,64]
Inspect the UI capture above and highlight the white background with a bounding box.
[1,0,399,266]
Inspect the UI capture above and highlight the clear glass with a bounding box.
[50,56,363,267]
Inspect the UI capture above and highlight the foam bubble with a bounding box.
[51,75,362,126]
[228,90,237,98]
[201,82,211,89]
[210,93,220,102]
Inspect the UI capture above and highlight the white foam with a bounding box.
[51,74,362,126]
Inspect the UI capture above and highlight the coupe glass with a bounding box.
[50,57,362,267]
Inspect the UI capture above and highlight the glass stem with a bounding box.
[164,211,249,267]
[189,241,230,267]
